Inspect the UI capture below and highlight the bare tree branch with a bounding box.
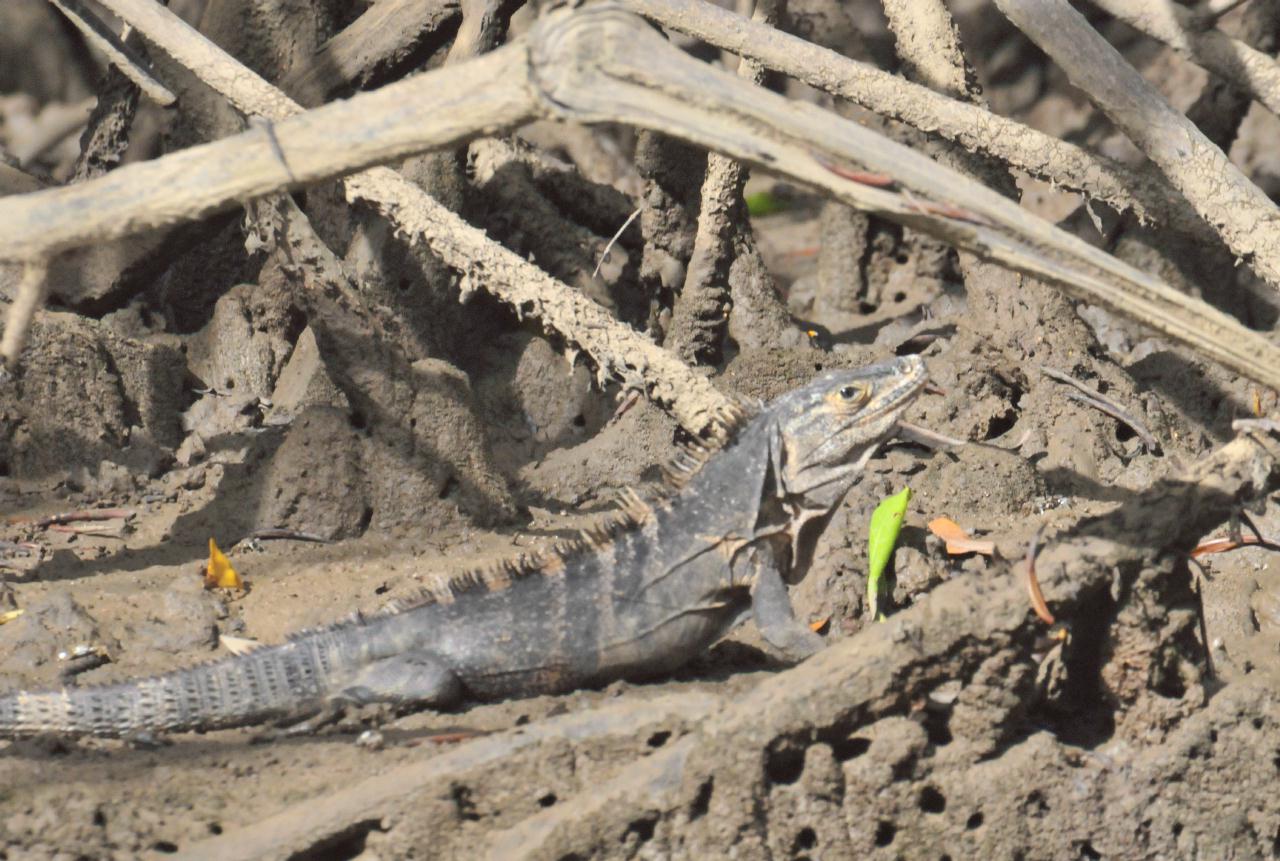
[1091,0,1280,117]
[996,0,1280,293]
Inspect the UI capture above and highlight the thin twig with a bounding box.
[1041,366,1160,454]
[896,420,1031,453]
[1025,526,1054,625]
[592,206,641,279]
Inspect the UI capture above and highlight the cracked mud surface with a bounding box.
[5,0,1280,858]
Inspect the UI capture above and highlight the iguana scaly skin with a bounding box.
[0,356,927,737]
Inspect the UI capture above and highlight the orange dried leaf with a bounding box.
[205,537,243,589]
[809,616,830,634]
[927,517,996,556]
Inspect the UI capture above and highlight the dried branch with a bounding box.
[97,0,735,435]
[280,0,462,106]
[1091,0,1280,118]
[995,0,1280,293]
[0,262,50,369]
[619,0,1208,241]
[5,5,1280,393]
[668,0,783,364]
[50,0,175,106]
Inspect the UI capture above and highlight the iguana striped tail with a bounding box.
[0,636,340,737]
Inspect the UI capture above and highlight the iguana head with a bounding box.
[771,354,928,502]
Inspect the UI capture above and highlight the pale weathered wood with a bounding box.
[997,0,1280,293]
[4,4,1280,391]
[619,0,1203,240]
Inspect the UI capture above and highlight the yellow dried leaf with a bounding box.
[0,609,23,625]
[205,537,243,589]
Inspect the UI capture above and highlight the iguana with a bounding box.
[0,356,927,737]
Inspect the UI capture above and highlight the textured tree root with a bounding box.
[172,425,1280,859]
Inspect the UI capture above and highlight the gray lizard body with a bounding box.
[0,356,927,736]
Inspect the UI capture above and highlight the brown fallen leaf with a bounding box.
[927,517,996,556]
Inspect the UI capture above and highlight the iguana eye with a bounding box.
[839,384,866,401]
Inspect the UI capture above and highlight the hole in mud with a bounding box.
[647,730,671,748]
[814,363,824,372]
[923,709,953,746]
[1172,823,1183,837]
[892,291,907,303]
[967,812,984,830]
[1115,423,1136,443]
[291,818,384,861]
[398,277,412,292]
[1075,839,1102,859]
[92,809,106,827]
[349,410,367,430]
[572,414,586,428]
[452,785,481,822]
[689,778,714,821]
[438,476,459,500]
[358,507,373,532]
[831,735,870,761]
[919,786,946,813]
[858,301,877,314]
[622,816,657,845]
[224,379,235,390]
[984,407,1018,440]
[538,792,557,808]
[765,742,806,785]
[793,827,817,851]
[151,842,178,853]
[1253,717,1264,730]
[208,823,223,835]
[874,821,896,847]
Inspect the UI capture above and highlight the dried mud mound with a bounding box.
[4,0,1280,858]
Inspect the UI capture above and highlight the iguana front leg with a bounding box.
[747,546,825,662]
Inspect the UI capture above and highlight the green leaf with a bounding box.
[867,487,910,621]
[745,191,788,216]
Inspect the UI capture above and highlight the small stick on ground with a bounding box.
[592,206,642,279]
[1025,526,1054,625]
[1041,366,1160,454]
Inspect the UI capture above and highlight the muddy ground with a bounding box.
[5,0,1280,858]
